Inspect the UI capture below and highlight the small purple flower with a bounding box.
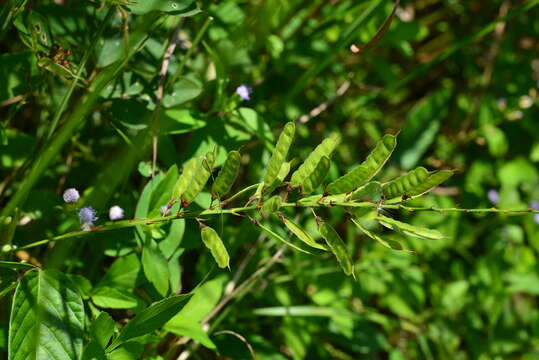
[109,206,124,221]
[534,214,539,225]
[63,188,80,203]
[78,206,98,230]
[529,201,539,211]
[160,205,169,216]
[235,84,252,101]
[487,189,499,205]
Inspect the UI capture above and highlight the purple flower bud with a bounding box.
[534,213,539,225]
[78,206,98,229]
[530,201,539,211]
[160,205,169,216]
[109,205,124,221]
[63,188,80,203]
[487,189,499,205]
[235,84,252,101]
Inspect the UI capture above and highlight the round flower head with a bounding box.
[109,205,124,221]
[160,205,169,216]
[63,188,80,203]
[78,206,98,230]
[235,84,252,101]
[487,189,499,205]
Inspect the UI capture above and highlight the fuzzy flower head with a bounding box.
[235,84,252,101]
[160,205,170,216]
[487,189,499,205]
[78,206,98,230]
[63,188,80,203]
[109,205,124,221]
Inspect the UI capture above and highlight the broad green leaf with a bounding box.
[97,254,140,290]
[91,286,139,309]
[106,342,144,360]
[375,216,444,240]
[142,238,170,296]
[163,320,216,350]
[382,167,453,199]
[82,312,116,360]
[9,269,84,360]
[327,134,396,194]
[109,294,192,350]
[163,77,202,107]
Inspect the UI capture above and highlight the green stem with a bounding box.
[221,183,261,204]
[11,200,539,251]
[46,7,115,140]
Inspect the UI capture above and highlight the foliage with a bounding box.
[1,0,539,359]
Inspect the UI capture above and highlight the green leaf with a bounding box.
[142,238,170,296]
[351,218,407,251]
[382,167,453,199]
[82,312,116,360]
[9,269,84,360]
[128,0,200,15]
[163,77,202,107]
[97,254,140,290]
[109,294,192,350]
[327,134,396,194]
[91,286,139,309]
[159,109,207,135]
[0,260,36,270]
[375,216,445,240]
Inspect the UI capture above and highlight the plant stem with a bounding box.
[12,200,539,251]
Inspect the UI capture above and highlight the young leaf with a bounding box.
[351,218,407,251]
[182,151,215,205]
[327,134,396,194]
[211,150,241,199]
[375,216,445,240]
[382,167,453,199]
[200,225,230,269]
[301,156,330,194]
[263,122,295,186]
[108,294,193,351]
[290,133,340,188]
[280,215,328,251]
[9,269,85,360]
[318,222,354,276]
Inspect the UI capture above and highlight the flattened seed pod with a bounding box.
[382,167,452,199]
[326,134,396,195]
[290,134,340,188]
[301,156,330,194]
[263,122,295,186]
[201,226,230,269]
[170,157,201,203]
[281,216,327,250]
[318,222,353,276]
[261,195,281,217]
[211,151,241,199]
[181,152,215,205]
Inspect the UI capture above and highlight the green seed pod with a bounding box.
[349,181,382,201]
[264,162,291,195]
[263,122,295,186]
[290,133,340,188]
[212,151,241,199]
[281,216,327,251]
[181,152,215,205]
[170,157,201,204]
[375,216,444,240]
[318,222,353,276]
[261,195,281,217]
[382,167,453,199]
[200,226,230,269]
[326,134,396,194]
[301,156,330,194]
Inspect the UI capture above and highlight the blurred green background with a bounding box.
[1,0,539,358]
